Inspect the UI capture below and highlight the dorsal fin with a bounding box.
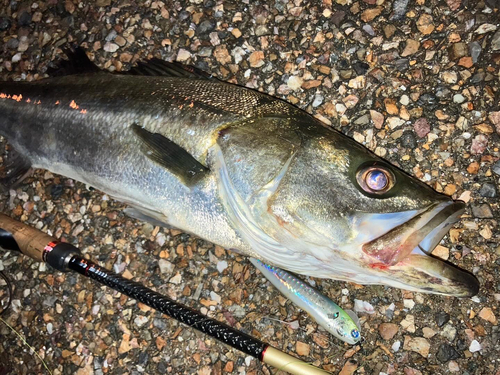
[346,309,362,331]
[127,59,214,80]
[131,124,209,186]
[47,47,101,76]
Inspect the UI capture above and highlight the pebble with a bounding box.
[435,311,450,327]
[370,110,384,129]
[216,260,228,273]
[17,11,31,27]
[158,259,174,274]
[391,0,409,20]
[400,315,416,332]
[422,327,436,338]
[453,94,466,103]
[436,343,460,363]
[354,299,375,314]
[471,203,493,218]
[448,43,468,60]
[0,16,11,31]
[287,76,303,90]
[401,39,420,56]
[416,14,435,35]
[469,41,482,63]
[134,315,149,328]
[491,30,500,50]
[440,324,457,341]
[379,323,399,340]
[488,111,500,133]
[470,135,488,155]
[478,307,497,324]
[469,340,481,353]
[479,183,497,198]
[403,336,430,357]
[103,42,119,53]
[414,118,431,138]
[296,341,310,356]
[177,49,192,62]
[392,340,401,352]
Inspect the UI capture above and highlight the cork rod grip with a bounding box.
[0,213,55,261]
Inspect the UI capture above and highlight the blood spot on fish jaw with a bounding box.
[369,263,390,270]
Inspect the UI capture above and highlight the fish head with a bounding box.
[215,117,478,297]
[258,123,479,297]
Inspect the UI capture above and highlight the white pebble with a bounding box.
[354,299,375,314]
[158,259,174,274]
[47,323,53,334]
[134,315,149,328]
[217,260,228,273]
[453,94,466,103]
[392,340,401,352]
[404,299,415,309]
[469,340,481,353]
[210,291,221,304]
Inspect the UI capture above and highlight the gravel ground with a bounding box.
[0,0,499,374]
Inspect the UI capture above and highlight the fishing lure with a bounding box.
[250,258,361,345]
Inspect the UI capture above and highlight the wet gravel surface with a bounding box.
[0,0,499,374]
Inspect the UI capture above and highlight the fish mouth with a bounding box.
[362,201,480,297]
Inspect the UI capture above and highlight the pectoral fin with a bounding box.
[0,145,32,192]
[131,124,209,186]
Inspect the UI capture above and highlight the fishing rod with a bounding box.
[0,213,330,375]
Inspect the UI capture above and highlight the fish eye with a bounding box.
[351,329,360,339]
[356,164,395,195]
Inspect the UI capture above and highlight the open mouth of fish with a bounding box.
[361,201,479,297]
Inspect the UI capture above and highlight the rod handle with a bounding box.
[262,346,332,375]
[0,213,54,261]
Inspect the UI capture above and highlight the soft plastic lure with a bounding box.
[250,258,361,345]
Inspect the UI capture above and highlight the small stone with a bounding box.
[422,327,436,338]
[210,291,221,304]
[379,323,399,340]
[287,76,303,90]
[469,41,482,63]
[471,204,493,219]
[448,361,460,372]
[392,340,401,352]
[401,315,415,332]
[177,48,192,62]
[475,23,497,34]
[18,11,32,27]
[96,0,111,5]
[214,45,231,64]
[442,71,458,84]
[453,94,466,103]
[478,307,497,324]
[432,245,449,260]
[296,341,310,356]
[0,16,11,31]
[491,30,500,51]
[361,7,383,22]
[469,340,481,353]
[401,39,420,56]
[387,117,405,129]
[169,272,182,284]
[470,134,488,155]
[448,43,468,60]
[370,110,384,129]
[488,111,500,134]
[158,259,174,274]
[248,51,264,68]
[416,14,435,35]
[385,99,399,115]
[400,131,417,148]
[198,19,216,34]
[435,311,450,327]
[446,0,461,10]
[134,315,148,328]
[467,162,480,174]
[441,324,457,341]
[414,118,431,138]
[436,343,460,363]
[493,160,500,176]
[403,336,430,357]
[479,183,497,198]
[217,260,228,273]
[458,56,473,68]
[114,35,127,47]
[103,42,119,53]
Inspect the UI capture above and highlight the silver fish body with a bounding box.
[250,258,361,345]
[0,51,479,297]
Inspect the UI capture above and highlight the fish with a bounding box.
[0,48,479,297]
[250,258,361,345]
